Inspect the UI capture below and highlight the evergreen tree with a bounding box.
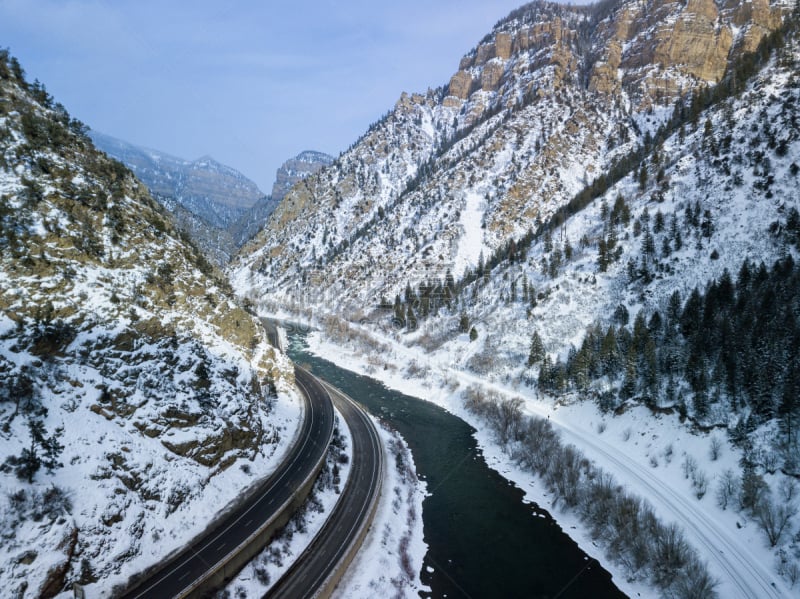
[42,426,64,473]
[597,237,609,272]
[527,331,546,367]
[9,417,63,483]
[406,305,418,331]
[459,311,470,333]
[393,295,406,329]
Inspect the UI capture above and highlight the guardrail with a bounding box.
[313,385,385,599]
[118,367,332,599]
[176,371,332,598]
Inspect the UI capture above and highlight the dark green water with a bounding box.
[285,327,625,599]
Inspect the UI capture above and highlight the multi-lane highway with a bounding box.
[266,380,384,599]
[119,366,334,599]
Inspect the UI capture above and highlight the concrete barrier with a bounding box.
[313,390,385,599]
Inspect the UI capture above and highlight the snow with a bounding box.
[0,313,304,598]
[299,324,795,598]
[0,82,303,597]
[222,410,353,597]
[230,8,800,598]
[334,425,428,598]
[455,191,488,274]
[220,411,429,599]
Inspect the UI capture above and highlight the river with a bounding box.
[285,327,625,599]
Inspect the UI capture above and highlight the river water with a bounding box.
[285,328,625,599]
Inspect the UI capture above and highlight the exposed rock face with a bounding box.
[270,150,334,203]
[448,70,474,100]
[587,0,789,105]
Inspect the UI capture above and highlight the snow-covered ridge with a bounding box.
[232,0,790,313]
[89,130,266,222]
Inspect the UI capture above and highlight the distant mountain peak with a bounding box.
[89,131,265,216]
[271,150,334,203]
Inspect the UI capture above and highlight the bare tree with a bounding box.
[670,559,718,599]
[779,478,798,503]
[682,454,698,479]
[740,465,768,512]
[496,396,524,444]
[709,435,723,461]
[755,499,796,547]
[692,468,709,499]
[651,523,691,588]
[715,469,738,510]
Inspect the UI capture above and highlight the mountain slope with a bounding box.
[89,131,265,229]
[231,0,800,594]
[232,0,791,311]
[0,52,298,597]
[92,133,333,264]
[229,150,333,247]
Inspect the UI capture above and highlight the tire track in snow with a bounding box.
[545,414,789,599]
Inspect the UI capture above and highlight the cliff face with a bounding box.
[232,0,792,316]
[271,150,334,203]
[587,0,787,104]
[450,0,788,109]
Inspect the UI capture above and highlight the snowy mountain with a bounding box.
[232,0,800,592]
[89,131,265,229]
[270,150,334,204]
[230,150,334,248]
[233,0,792,306]
[0,52,298,596]
[91,133,332,265]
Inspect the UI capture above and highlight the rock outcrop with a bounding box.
[233,0,792,321]
[270,150,334,203]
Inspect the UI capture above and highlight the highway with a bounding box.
[119,365,334,599]
[266,378,385,599]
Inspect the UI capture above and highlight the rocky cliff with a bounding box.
[230,150,334,247]
[270,150,334,203]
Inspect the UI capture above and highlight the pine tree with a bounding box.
[14,446,41,483]
[393,295,406,329]
[42,426,64,473]
[654,210,665,233]
[459,311,470,333]
[597,237,609,272]
[527,331,546,367]
[406,305,418,331]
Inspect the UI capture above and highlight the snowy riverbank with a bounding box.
[301,323,794,598]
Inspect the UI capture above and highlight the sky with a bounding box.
[0,0,533,192]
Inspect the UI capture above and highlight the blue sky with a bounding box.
[0,0,531,192]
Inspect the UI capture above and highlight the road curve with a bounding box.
[119,366,334,599]
[266,376,384,599]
